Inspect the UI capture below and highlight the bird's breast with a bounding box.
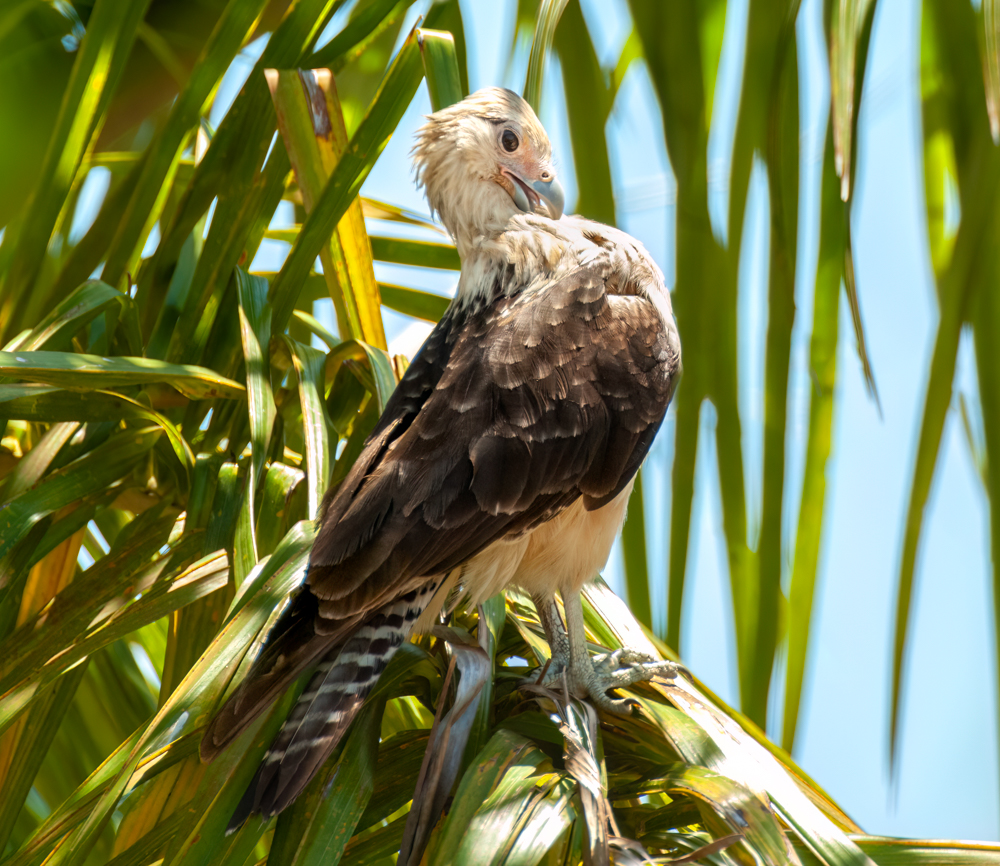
[457,476,636,607]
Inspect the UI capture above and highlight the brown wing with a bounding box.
[201,259,679,760]
[309,260,679,603]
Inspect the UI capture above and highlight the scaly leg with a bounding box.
[532,594,570,676]
[562,587,681,713]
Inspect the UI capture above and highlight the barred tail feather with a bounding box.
[200,588,330,764]
[226,584,436,833]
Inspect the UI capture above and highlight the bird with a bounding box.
[200,86,682,831]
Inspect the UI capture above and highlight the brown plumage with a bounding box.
[200,86,681,832]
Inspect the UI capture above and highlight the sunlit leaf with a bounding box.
[829,0,878,199]
[782,126,842,755]
[892,0,1000,769]
[378,282,450,322]
[400,629,489,865]
[620,471,650,629]
[324,339,398,411]
[267,66,386,348]
[0,351,244,400]
[19,280,135,353]
[235,268,276,582]
[0,0,151,339]
[283,337,331,519]
[427,730,555,865]
[418,27,465,111]
[523,0,570,110]
[554,0,615,224]
[308,0,416,71]
[101,0,270,289]
[267,27,424,335]
[268,700,383,866]
[0,426,162,560]
[750,24,799,731]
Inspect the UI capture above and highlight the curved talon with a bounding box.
[588,690,640,714]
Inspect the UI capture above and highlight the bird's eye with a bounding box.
[501,129,519,152]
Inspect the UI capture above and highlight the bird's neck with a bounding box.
[434,176,520,256]
[453,216,567,310]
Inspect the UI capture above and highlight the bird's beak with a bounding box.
[531,176,565,220]
[503,169,565,220]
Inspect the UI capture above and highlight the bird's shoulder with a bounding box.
[458,212,672,319]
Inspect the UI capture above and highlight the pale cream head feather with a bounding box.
[412,87,564,251]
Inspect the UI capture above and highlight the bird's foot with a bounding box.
[572,648,683,714]
[530,646,682,714]
[527,592,684,715]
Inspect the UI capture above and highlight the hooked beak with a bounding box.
[503,169,565,220]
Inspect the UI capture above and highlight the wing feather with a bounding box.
[306,258,678,607]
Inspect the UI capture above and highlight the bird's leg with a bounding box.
[533,594,570,677]
[562,587,681,713]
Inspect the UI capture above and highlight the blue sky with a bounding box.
[199,0,1000,842]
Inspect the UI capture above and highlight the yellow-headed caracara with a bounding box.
[201,87,682,831]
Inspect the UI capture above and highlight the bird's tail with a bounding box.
[226,584,434,833]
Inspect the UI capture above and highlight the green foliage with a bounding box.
[0,0,998,863]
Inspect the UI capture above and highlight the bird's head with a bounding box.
[412,87,565,246]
